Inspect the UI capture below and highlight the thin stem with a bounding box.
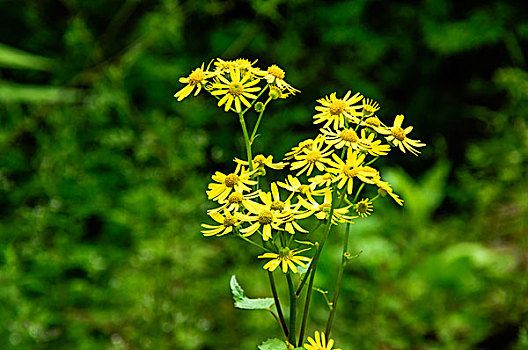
[352,183,366,204]
[286,272,297,345]
[237,234,271,252]
[250,97,272,143]
[325,222,351,337]
[365,155,379,166]
[241,84,269,115]
[268,271,289,338]
[238,113,253,172]
[298,186,338,347]
[295,221,323,296]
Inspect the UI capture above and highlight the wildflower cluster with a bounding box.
[174,58,425,349]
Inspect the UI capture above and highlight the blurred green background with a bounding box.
[1,0,527,349]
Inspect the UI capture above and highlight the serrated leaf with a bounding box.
[258,338,288,350]
[230,275,274,310]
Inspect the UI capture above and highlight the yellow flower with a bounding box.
[284,138,315,160]
[174,63,216,101]
[290,135,334,176]
[258,64,300,94]
[320,126,372,152]
[327,148,377,195]
[313,91,363,129]
[379,114,426,156]
[207,190,260,215]
[211,67,261,112]
[206,164,257,202]
[201,211,240,236]
[373,178,404,206]
[237,202,292,241]
[234,154,288,171]
[359,115,389,134]
[362,97,380,117]
[304,331,341,350]
[357,129,391,156]
[258,247,311,273]
[308,172,334,188]
[277,175,325,201]
[298,189,356,224]
[269,86,290,100]
[355,198,373,217]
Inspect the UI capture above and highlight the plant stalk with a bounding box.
[268,271,289,338]
[286,272,297,345]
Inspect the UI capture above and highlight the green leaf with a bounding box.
[0,43,55,71]
[230,275,274,310]
[0,81,81,104]
[257,338,288,350]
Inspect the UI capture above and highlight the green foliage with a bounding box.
[230,275,275,310]
[257,338,288,350]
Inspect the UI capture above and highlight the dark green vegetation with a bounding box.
[1,0,527,349]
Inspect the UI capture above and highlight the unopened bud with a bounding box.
[377,188,388,197]
[269,86,282,100]
[254,101,265,112]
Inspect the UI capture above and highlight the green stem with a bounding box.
[238,113,253,172]
[325,222,350,337]
[268,271,289,338]
[295,221,323,296]
[352,183,365,204]
[237,234,270,252]
[250,97,272,143]
[286,272,297,345]
[365,155,379,166]
[298,186,338,347]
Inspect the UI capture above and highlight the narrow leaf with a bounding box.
[0,43,55,71]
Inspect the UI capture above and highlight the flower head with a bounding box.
[206,164,257,202]
[298,189,356,225]
[207,190,260,215]
[201,211,241,236]
[303,331,341,350]
[313,91,363,129]
[290,135,334,176]
[211,67,261,112]
[379,114,426,156]
[327,148,377,195]
[234,154,287,171]
[362,97,380,117]
[258,64,300,94]
[373,178,404,206]
[258,247,311,273]
[355,198,374,217]
[174,63,216,101]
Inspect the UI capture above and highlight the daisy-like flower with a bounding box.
[206,164,257,202]
[238,202,292,241]
[234,154,288,171]
[359,115,389,134]
[355,198,374,217]
[201,211,240,236]
[327,148,377,195]
[269,85,290,100]
[379,114,426,156]
[213,58,236,74]
[277,175,325,201]
[313,91,363,129]
[357,129,391,156]
[308,172,334,188]
[284,138,315,160]
[362,97,380,117]
[234,58,261,76]
[258,247,311,273]
[320,126,370,152]
[290,135,334,176]
[207,190,260,214]
[298,189,356,225]
[174,63,216,101]
[211,67,261,112]
[373,178,404,206]
[304,331,341,350]
[258,64,300,94]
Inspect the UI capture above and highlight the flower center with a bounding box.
[224,174,239,187]
[223,214,237,227]
[318,203,331,213]
[343,165,359,178]
[306,150,321,163]
[329,99,347,115]
[278,247,291,258]
[229,82,245,96]
[365,116,380,127]
[253,154,267,165]
[228,192,244,203]
[391,127,406,141]
[258,210,274,225]
[271,200,285,212]
[339,129,359,142]
[267,65,285,79]
[235,58,252,70]
[322,173,332,181]
[356,202,369,214]
[189,69,206,85]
